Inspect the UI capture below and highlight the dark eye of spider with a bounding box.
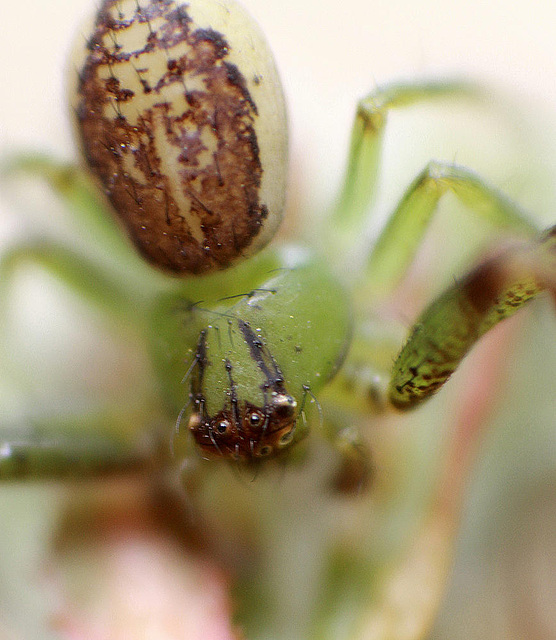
[249,412,263,426]
[215,420,230,435]
[258,445,272,456]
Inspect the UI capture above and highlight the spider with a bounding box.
[0,0,554,493]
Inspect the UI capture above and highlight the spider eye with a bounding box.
[215,419,231,435]
[249,411,263,427]
[258,445,273,457]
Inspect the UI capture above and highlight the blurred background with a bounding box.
[1,0,556,638]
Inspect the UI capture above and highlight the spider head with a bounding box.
[188,393,298,461]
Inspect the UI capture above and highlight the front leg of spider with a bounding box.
[389,226,556,408]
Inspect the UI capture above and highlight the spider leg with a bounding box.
[323,420,373,494]
[321,321,401,415]
[333,84,549,410]
[365,161,538,298]
[0,243,170,480]
[389,226,556,408]
[331,79,481,243]
[0,412,165,480]
[1,155,140,268]
[318,326,396,492]
[0,241,141,327]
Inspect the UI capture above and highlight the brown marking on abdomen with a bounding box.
[74,0,268,274]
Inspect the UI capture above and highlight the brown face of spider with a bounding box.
[188,393,297,461]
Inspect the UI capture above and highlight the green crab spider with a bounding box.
[0,0,554,489]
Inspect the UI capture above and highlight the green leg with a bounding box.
[0,243,166,479]
[365,161,539,298]
[331,80,480,241]
[319,322,400,493]
[2,155,132,264]
[1,154,167,299]
[0,242,149,428]
[0,413,163,480]
[0,241,141,327]
[389,226,556,409]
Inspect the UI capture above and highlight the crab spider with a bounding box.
[0,0,554,489]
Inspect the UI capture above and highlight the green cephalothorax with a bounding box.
[188,322,300,460]
[150,248,352,461]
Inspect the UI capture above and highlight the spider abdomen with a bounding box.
[70,0,288,274]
